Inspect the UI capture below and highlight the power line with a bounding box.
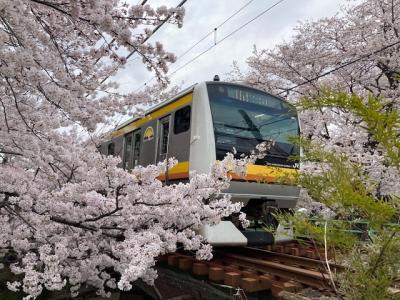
[276,39,400,95]
[133,0,285,91]
[167,0,286,79]
[127,0,258,90]
[177,0,256,62]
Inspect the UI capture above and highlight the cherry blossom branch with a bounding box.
[84,185,124,222]
[0,150,23,156]
[0,97,10,132]
[49,215,124,239]
[5,205,37,233]
[4,77,43,140]
[30,0,91,22]
[31,8,72,76]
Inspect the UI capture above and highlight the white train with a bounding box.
[99,79,300,245]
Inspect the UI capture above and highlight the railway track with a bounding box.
[227,245,344,273]
[213,247,336,290]
[160,242,342,297]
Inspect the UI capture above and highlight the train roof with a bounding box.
[115,83,197,131]
[115,81,290,132]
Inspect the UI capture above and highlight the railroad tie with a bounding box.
[241,270,259,279]
[259,275,273,290]
[271,280,303,296]
[192,262,208,276]
[224,272,241,287]
[298,246,308,257]
[167,255,180,267]
[240,278,260,293]
[161,252,334,293]
[224,264,242,273]
[157,254,169,262]
[208,267,224,282]
[290,247,300,256]
[178,258,193,271]
[305,249,317,260]
[272,245,284,253]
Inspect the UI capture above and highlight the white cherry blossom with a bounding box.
[0,1,245,299]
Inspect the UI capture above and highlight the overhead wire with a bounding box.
[167,0,286,79]
[119,0,257,89]
[275,39,400,96]
[131,0,284,92]
[177,0,256,62]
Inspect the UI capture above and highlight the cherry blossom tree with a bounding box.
[0,1,244,298]
[231,0,400,196]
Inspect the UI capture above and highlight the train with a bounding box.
[99,78,301,246]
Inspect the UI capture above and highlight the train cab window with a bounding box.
[158,116,170,161]
[174,106,191,134]
[108,143,115,156]
[207,83,300,167]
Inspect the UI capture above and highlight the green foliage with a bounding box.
[340,231,400,300]
[289,90,400,299]
[279,213,357,248]
[299,140,396,229]
[301,89,400,169]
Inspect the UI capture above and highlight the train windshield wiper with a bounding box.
[268,142,299,158]
[215,122,255,131]
[238,110,263,140]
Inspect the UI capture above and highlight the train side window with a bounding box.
[123,135,133,169]
[108,143,115,156]
[132,130,141,168]
[174,106,191,134]
[123,129,141,170]
[158,116,170,161]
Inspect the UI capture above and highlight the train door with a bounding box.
[123,129,141,170]
[168,105,191,163]
[157,116,170,162]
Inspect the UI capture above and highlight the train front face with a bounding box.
[206,82,301,221]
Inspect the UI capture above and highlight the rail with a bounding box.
[159,243,343,297]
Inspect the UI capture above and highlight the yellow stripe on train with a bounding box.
[232,164,298,184]
[158,160,298,184]
[158,161,190,181]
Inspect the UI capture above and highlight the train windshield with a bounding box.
[207,83,300,167]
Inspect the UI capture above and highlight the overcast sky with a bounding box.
[113,0,349,94]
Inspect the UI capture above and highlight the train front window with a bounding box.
[207,83,300,167]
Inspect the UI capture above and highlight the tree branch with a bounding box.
[84,185,124,222]
[50,216,123,239]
